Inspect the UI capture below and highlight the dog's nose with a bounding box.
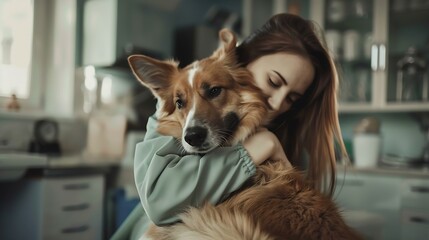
[184,127,207,147]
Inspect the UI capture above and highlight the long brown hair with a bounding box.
[236,13,347,196]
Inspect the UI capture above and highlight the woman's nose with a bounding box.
[268,94,284,111]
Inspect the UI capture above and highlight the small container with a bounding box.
[353,134,382,168]
[350,0,369,18]
[327,0,346,23]
[325,30,342,59]
[353,117,382,167]
[355,69,371,102]
[343,30,361,61]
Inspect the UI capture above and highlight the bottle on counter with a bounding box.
[6,94,20,111]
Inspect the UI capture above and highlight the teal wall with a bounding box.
[340,113,426,160]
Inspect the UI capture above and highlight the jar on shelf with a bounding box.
[396,47,428,102]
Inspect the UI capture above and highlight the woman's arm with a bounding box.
[243,128,291,167]
[135,114,256,226]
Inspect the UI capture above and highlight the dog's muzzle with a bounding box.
[184,126,207,148]
[182,112,240,153]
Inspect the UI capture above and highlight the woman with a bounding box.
[112,13,347,239]
[237,13,346,194]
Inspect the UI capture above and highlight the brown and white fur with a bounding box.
[128,29,362,240]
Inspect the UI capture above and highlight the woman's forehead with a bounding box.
[252,53,314,82]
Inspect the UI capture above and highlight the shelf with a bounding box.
[339,102,429,113]
[339,59,372,69]
[0,109,84,122]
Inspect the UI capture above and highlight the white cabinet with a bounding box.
[81,0,171,66]
[400,178,429,240]
[335,173,402,239]
[400,211,429,240]
[243,0,429,112]
[0,174,104,240]
[82,0,118,66]
[309,0,429,112]
[335,170,429,240]
[42,176,104,240]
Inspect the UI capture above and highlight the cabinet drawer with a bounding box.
[44,222,101,240]
[42,175,104,240]
[335,175,370,209]
[43,209,102,240]
[43,200,102,229]
[335,173,402,240]
[43,175,104,209]
[401,210,429,240]
[400,179,429,210]
[335,174,401,210]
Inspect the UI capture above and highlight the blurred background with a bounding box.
[0,0,429,239]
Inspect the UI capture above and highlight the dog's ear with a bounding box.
[212,28,237,61]
[219,28,237,53]
[128,55,178,98]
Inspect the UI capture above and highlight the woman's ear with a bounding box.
[128,55,178,98]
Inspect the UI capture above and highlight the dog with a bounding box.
[128,29,362,240]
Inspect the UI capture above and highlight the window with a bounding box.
[0,0,34,99]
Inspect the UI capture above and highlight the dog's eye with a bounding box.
[176,99,184,109]
[208,87,222,98]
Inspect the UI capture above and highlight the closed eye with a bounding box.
[268,78,281,88]
[286,96,295,104]
[286,94,301,104]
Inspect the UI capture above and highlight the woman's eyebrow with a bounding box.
[273,70,304,97]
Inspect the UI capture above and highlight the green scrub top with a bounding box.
[111,112,256,240]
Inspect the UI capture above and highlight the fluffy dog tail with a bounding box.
[147,204,274,240]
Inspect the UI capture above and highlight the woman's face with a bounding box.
[247,53,315,118]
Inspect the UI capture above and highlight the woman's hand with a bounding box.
[242,128,292,168]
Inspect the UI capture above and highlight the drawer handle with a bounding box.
[62,203,90,211]
[62,225,89,234]
[63,183,89,190]
[410,186,429,193]
[410,217,428,224]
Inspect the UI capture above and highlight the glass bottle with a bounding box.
[396,47,428,102]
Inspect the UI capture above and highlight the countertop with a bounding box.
[0,152,120,181]
[47,154,121,168]
[4,153,428,181]
[337,164,429,178]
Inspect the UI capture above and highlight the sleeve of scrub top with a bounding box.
[134,113,256,226]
